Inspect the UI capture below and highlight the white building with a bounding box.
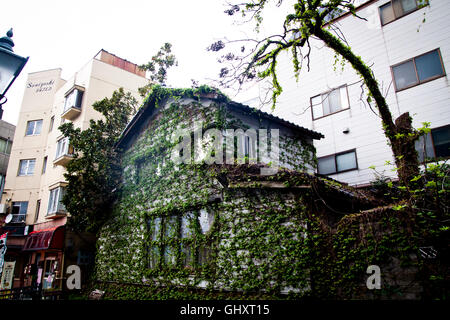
[266,0,450,186]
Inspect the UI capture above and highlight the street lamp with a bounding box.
[0,28,29,119]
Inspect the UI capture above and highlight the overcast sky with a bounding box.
[2,0,293,125]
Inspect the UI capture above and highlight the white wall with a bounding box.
[267,0,450,186]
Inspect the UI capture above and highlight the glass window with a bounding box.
[400,0,418,13]
[55,137,72,159]
[49,116,54,132]
[415,125,450,162]
[392,60,417,90]
[63,89,83,112]
[42,156,47,174]
[336,151,357,172]
[318,150,358,175]
[311,86,349,119]
[198,209,214,234]
[380,2,395,25]
[415,50,444,82]
[432,126,450,158]
[18,159,36,176]
[392,49,445,91]
[0,138,11,154]
[317,155,336,175]
[47,187,66,214]
[26,120,43,136]
[415,132,434,162]
[380,0,426,25]
[11,201,28,223]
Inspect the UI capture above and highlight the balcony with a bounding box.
[61,106,81,120]
[54,137,74,167]
[53,154,73,167]
[45,209,67,220]
[61,87,84,120]
[8,214,26,224]
[46,186,67,219]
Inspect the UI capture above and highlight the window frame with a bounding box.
[391,49,446,92]
[25,119,43,136]
[63,88,84,113]
[18,159,36,176]
[317,149,358,175]
[11,201,28,223]
[415,124,450,162]
[55,136,73,160]
[0,137,11,154]
[49,116,55,132]
[47,186,66,215]
[379,0,428,26]
[146,209,215,271]
[310,85,350,121]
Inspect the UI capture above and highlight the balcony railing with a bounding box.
[9,214,26,224]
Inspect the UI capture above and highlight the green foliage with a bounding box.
[59,88,138,233]
[138,42,178,97]
[92,87,448,300]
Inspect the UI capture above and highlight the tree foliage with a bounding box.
[210,0,431,190]
[138,42,178,98]
[59,88,138,233]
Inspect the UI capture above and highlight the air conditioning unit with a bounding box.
[0,204,7,214]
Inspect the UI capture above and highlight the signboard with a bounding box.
[0,233,7,274]
[0,261,15,290]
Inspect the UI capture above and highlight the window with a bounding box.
[392,49,445,91]
[18,159,36,176]
[11,201,28,223]
[380,0,428,25]
[34,200,41,223]
[55,137,73,159]
[0,138,11,154]
[63,88,83,113]
[49,116,54,132]
[317,149,358,175]
[47,187,66,215]
[42,156,47,174]
[147,209,215,270]
[25,120,43,136]
[311,86,349,120]
[415,125,450,162]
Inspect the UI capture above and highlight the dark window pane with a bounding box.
[26,122,34,135]
[318,155,336,175]
[415,50,444,82]
[336,151,357,172]
[380,2,395,25]
[432,126,450,158]
[148,246,159,269]
[393,60,417,90]
[415,132,435,162]
[181,243,193,267]
[198,245,211,266]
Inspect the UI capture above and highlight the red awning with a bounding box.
[22,226,65,251]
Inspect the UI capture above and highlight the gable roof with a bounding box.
[116,86,323,149]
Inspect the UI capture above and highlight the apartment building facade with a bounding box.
[266,0,449,186]
[0,50,148,290]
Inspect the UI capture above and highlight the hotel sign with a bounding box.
[27,79,55,93]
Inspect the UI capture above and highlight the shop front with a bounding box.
[22,225,65,295]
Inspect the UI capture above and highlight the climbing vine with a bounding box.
[91,87,448,300]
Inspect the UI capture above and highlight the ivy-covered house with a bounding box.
[94,86,383,299]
